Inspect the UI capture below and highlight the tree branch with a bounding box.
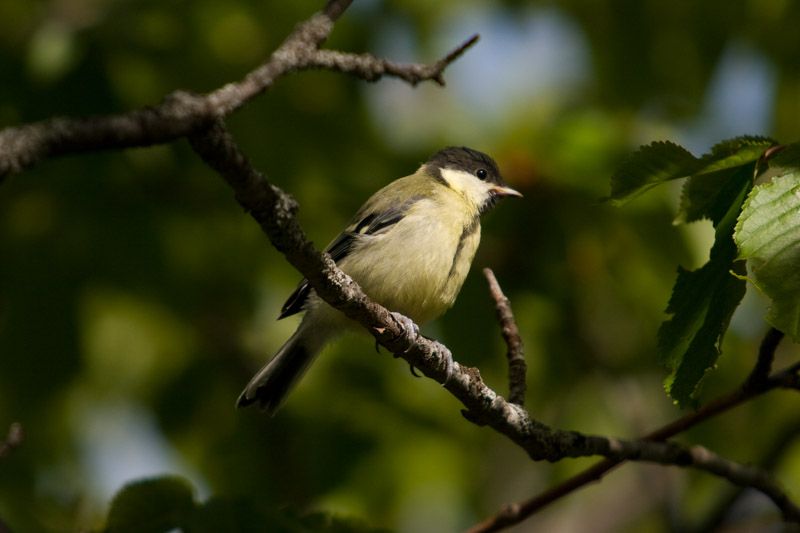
[0,0,477,182]
[188,121,800,525]
[3,1,798,529]
[483,268,526,406]
[470,329,798,532]
[745,327,785,390]
[310,34,479,86]
[689,417,800,532]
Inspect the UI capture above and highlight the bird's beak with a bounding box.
[491,185,523,198]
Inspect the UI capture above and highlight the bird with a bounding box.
[237,146,522,414]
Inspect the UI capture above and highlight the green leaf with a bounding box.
[609,136,779,406]
[659,257,747,406]
[657,177,750,407]
[735,148,800,340]
[675,136,775,224]
[676,164,754,224]
[608,141,700,203]
[105,476,196,533]
[701,135,776,173]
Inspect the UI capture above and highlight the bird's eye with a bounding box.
[476,169,488,180]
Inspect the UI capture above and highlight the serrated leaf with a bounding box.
[610,136,779,406]
[675,137,774,224]
[657,178,750,407]
[105,476,196,533]
[700,135,776,174]
[735,165,800,341]
[659,258,747,406]
[676,164,754,224]
[608,141,700,204]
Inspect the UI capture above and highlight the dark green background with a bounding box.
[1,1,799,531]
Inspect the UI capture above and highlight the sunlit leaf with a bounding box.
[705,136,776,167]
[735,144,800,341]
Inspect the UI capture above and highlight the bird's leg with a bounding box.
[376,338,418,375]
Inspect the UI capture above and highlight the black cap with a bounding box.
[426,146,505,187]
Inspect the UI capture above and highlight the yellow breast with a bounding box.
[340,194,481,324]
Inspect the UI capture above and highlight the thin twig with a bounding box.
[0,0,476,181]
[3,0,799,528]
[469,329,794,532]
[483,268,526,406]
[310,34,479,86]
[689,418,800,533]
[745,327,785,390]
[322,0,354,21]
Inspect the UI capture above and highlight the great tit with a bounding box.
[237,146,521,414]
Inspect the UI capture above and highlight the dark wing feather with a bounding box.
[278,197,422,319]
[279,280,311,319]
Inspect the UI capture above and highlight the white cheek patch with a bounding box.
[440,168,493,208]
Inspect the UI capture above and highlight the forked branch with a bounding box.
[0,0,477,181]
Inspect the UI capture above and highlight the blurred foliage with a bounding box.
[1,0,799,532]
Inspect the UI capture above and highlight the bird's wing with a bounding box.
[278,196,423,319]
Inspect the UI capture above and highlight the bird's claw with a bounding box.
[432,340,455,386]
[389,311,419,352]
[388,312,454,385]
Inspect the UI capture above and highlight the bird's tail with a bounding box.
[236,322,331,415]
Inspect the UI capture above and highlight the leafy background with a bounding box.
[1,0,800,531]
